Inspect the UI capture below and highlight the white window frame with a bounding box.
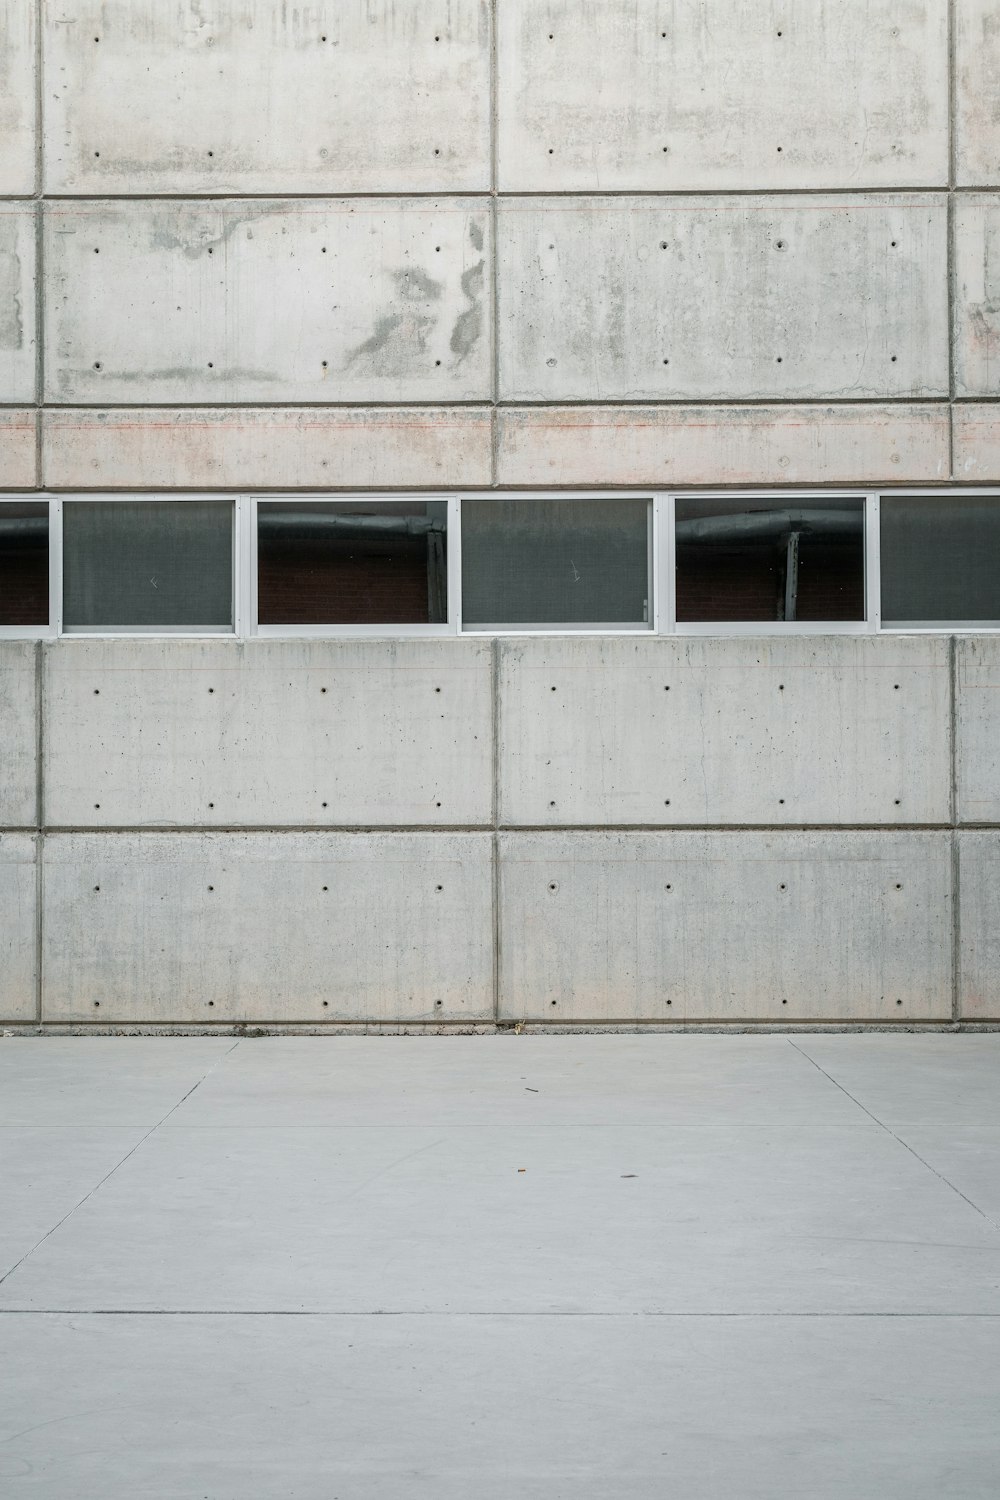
[666,491,877,636]
[55,494,241,638]
[876,487,1000,633]
[1,487,1000,640]
[248,493,459,638]
[457,491,658,636]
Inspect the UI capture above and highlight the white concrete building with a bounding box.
[1,1,999,1028]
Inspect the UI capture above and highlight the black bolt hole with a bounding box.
[663,357,669,364]
[207,362,213,368]
[322,802,328,808]
[665,883,672,890]
[208,687,214,693]
[93,688,100,694]
[93,362,102,370]
[207,247,213,255]
[776,240,785,248]
[208,802,214,808]
[94,1001,100,1007]
[94,151,100,158]
[322,885,328,891]
[891,355,897,363]
[436,884,443,891]
[551,1000,557,1006]
[207,151,214,157]
[666,999,672,1005]
[208,1001,214,1007]
[779,683,784,690]
[782,998,788,1004]
[322,360,328,368]
[896,999,903,1006]
[549,882,557,891]
[779,798,785,804]
[664,799,671,806]
[94,247,100,254]
[434,148,441,155]
[894,684,900,690]
[776,356,783,363]
[436,801,442,808]
[548,148,554,154]
[321,687,326,693]
[780,883,787,890]
[777,145,783,152]
[895,799,901,805]
[659,241,667,249]
[208,885,214,891]
[94,803,100,809]
[321,247,327,253]
[891,240,897,247]
[895,883,902,890]
[549,800,556,807]
[435,359,441,366]
[323,1001,329,1007]
[94,885,100,892]
[435,687,441,693]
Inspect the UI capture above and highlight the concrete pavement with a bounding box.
[1,1035,998,1496]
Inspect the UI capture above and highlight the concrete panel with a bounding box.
[42,407,492,490]
[956,636,1000,824]
[43,2,490,195]
[0,641,38,827]
[497,404,950,488]
[956,0,1000,186]
[43,639,492,828]
[497,197,948,401]
[498,637,951,827]
[957,833,1000,1020]
[955,196,1000,396]
[0,833,37,1021]
[498,1,948,192]
[0,0,35,194]
[953,404,1000,480]
[0,205,36,403]
[0,409,38,488]
[41,833,493,1022]
[498,831,952,1021]
[44,200,491,403]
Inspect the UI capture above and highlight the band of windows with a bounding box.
[0,493,997,635]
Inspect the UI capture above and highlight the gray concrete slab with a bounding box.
[2,1123,997,1315]
[0,640,39,831]
[43,638,493,828]
[2,1312,998,1500]
[2,1036,998,1497]
[499,832,952,1023]
[497,196,948,402]
[41,834,494,1024]
[498,0,948,194]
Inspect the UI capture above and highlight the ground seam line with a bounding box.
[787,1039,1000,1231]
[0,1041,242,1289]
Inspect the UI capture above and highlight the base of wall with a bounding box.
[5,1021,999,1037]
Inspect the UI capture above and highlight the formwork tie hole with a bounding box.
[321,247,327,253]
[895,798,901,805]
[434,148,441,155]
[94,151,100,157]
[896,999,903,1006]
[776,240,785,249]
[891,355,897,362]
[776,356,783,363]
[436,800,441,807]
[894,683,900,689]
[549,800,556,807]
[659,241,667,249]
[779,798,785,804]
[665,883,672,890]
[435,686,441,693]
[549,882,557,891]
[322,801,328,808]
[435,1000,443,1007]
[779,683,784,689]
[208,687,214,693]
[93,362,102,370]
[322,360,328,368]
[548,148,554,154]
[94,885,100,891]
[208,1001,214,1007]
[207,247,213,255]
[94,247,100,254]
[207,151,214,157]
[435,359,441,366]
[323,1001,329,1007]
[94,1001,100,1007]
[551,1001,557,1006]
[782,998,788,1004]
[322,885,328,891]
[208,802,214,808]
[208,885,214,891]
[94,802,100,808]
[436,884,444,892]
[777,146,783,152]
[94,688,99,694]
[896,883,902,889]
[321,687,327,692]
[891,240,897,247]
[667,999,672,1005]
[780,882,786,890]
[664,799,671,805]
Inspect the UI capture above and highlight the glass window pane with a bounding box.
[676,497,865,623]
[461,498,650,626]
[63,501,232,629]
[881,496,1000,624]
[0,503,48,626]
[257,502,448,626]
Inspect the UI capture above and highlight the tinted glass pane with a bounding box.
[0,504,48,626]
[461,498,649,626]
[881,497,1000,624]
[63,502,232,628]
[676,497,865,622]
[257,502,448,625]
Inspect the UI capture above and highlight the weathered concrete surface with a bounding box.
[0,0,36,194]
[956,637,1000,824]
[498,832,952,1022]
[42,407,492,490]
[498,1,948,193]
[497,196,948,402]
[4,1312,998,1500]
[953,403,1000,480]
[43,640,493,828]
[44,200,491,403]
[956,0,1000,186]
[0,206,36,404]
[498,637,951,827]
[44,1,490,195]
[3,1036,1000,1495]
[954,196,1000,396]
[0,642,38,828]
[0,833,37,1021]
[496,404,950,487]
[41,832,493,1022]
[0,410,38,489]
[957,833,1000,1019]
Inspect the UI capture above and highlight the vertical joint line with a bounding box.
[34,0,44,485]
[34,639,43,1023]
[491,635,501,1020]
[946,0,957,480]
[489,0,499,488]
[953,627,959,1026]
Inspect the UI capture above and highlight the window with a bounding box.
[675,496,866,624]
[2,489,1000,640]
[461,497,651,628]
[0,503,48,627]
[62,500,233,631]
[256,500,448,626]
[880,496,1000,626]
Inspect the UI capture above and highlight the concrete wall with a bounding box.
[0,0,994,484]
[0,635,996,1028]
[1,5,998,1028]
